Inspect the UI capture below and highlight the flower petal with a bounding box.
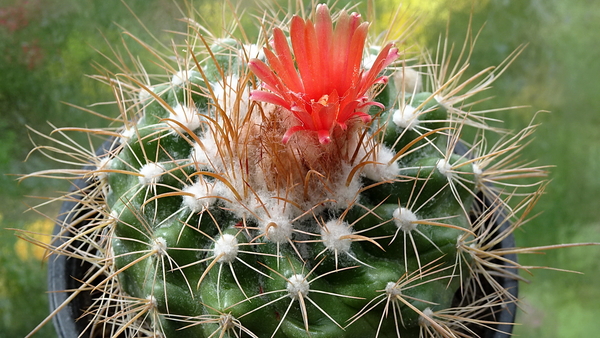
[282,125,307,144]
[317,129,332,144]
[248,59,283,91]
[249,90,291,109]
[290,16,314,96]
[272,28,304,93]
[315,4,332,81]
[359,44,399,94]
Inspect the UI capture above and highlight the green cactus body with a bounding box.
[98,9,483,337]
[27,3,545,338]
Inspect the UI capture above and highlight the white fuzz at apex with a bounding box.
[182,179,215,212]
[190,137,220,168]
[261,217,293,244]
[171,69,197,86]
[152,237,168,256]
[146,295,158,309]
[286,274,309,300]
[321,220,353,253]
[384,281,402,297]
[214,234,239,263]
[362,144,400,182]
[119,126,135,144]
[168,103,202,133]
[392,105,420,130]
[419,307,434,327]
[436,158,453,178]
[94,156,111,182]
[213,74,249,113]
[472,162,483,183]
[108,210,120,224]
[393,207,419,233]
[139,162,166,186]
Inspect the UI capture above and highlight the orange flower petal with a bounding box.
[249,5,399,144]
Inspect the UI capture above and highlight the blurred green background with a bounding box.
[1,0,598,337]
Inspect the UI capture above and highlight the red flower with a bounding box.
[249,4,399,144]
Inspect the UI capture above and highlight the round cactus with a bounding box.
[23,3,553,338]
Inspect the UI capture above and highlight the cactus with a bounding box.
[23,3,556,338]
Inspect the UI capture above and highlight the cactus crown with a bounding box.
[21,3,554,338]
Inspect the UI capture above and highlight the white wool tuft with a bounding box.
[286,274,309,300]
[419,307,434,327]
[182,179,215,212]
[190,136,220,169]
[146,295,158,308]
[472,163,483,184]
[393,67,422,95]
[168,103,202,133]
[213,74,252,119]
[214,234,239,263]
[392,105,420,130]
[385,281,402,297]
[171,70,191,86]
[321,220,353,253]
[139,162,166,186]
[327,165,361,210]
[436,158,453,178]
[119,127,135,144]
[138,87,153,103]
[109,210,120,223]
[242,44,264,60]
[392,207,419,233]
[95,157,111,183]
[261,216,293,244]
[152,237,168,256]
[362,145,399,182]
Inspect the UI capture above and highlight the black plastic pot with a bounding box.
[48,190,94,338]
[47,142,518,338]
[468,197,519,338]
[48,139,118,338]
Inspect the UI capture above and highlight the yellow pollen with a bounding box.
[318,95,329,105]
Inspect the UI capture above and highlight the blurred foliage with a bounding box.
[1,0,599,337]
[0,0,186,201]
[0,213,56,337]
[410,1,600,337]
[0,0,186,336]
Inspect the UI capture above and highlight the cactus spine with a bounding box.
[25,3,550,338]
